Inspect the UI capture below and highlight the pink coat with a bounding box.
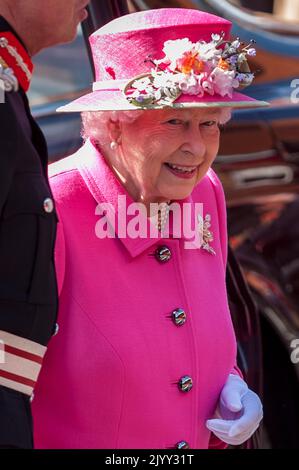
[32,140,239,449]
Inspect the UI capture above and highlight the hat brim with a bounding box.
[57,89,269,113]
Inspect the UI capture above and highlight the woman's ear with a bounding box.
[108,119,122,144]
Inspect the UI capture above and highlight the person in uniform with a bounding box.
[32,9,266,449]
[0,0,90,448]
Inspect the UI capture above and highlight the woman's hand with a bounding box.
[206,374,263,445]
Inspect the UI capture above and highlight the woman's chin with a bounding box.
[161,187,194,202]
[162,181,197,201]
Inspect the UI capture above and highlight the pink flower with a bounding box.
[210,67,239,97]
[200,74,215,95]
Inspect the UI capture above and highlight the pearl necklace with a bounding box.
[156,201,171,232]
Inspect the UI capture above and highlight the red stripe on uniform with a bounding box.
[4,344,43,365]
[0,31,33,92]
[0,369,36,388]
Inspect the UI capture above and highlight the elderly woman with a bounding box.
[32,8,266,449]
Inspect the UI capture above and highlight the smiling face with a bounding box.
[108,108,222,207]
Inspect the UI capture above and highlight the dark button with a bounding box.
[172,308,187,326]
[178,375,193,392]
[43,197,54,213]
[176,441,190,449]
[155,245,172,263]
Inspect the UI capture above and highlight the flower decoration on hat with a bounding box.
[123,33,257,108]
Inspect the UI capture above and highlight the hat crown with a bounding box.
[89,8,232,82]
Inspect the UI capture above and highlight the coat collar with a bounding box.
[75,139,203,258]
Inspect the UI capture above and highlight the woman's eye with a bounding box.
[202,120,218,127]
[167,119,183,125]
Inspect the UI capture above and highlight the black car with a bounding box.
[28,0,299,449]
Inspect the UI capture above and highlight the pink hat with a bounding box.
[58,8,268,113]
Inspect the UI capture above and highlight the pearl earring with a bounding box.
[110,140,119,151]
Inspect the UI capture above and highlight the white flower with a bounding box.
[196,41,222,62]
[151,70,180,101]
[231,39,241,49]
[178,72,204,96]
[154,89,162,101]
[132,76,152,91]
[247,48,256,57]
[211,34,221,42]
[162,38,193,62]
[210,67,239,97]
[152,70,177,89]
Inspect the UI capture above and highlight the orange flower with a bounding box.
[178,52,204,74]
[218,58,230,70]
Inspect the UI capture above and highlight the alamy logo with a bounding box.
[290,339,299,364]
[290,79,299,103]
[94,196,211,250]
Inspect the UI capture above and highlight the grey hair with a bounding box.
[81,107,232,146]
[81,110,144,147]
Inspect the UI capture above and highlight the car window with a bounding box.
[28,26,93,108]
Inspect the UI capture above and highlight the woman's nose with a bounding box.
[181,127,206,158]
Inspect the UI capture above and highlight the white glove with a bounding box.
[206,374,263,445]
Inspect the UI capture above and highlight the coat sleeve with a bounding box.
[207,169,242,450]
[207,168,228,271]
[208,168,243,376]
[54,205,66,296]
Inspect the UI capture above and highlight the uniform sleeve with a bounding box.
[0,95,34,448]
[0,97,20,215]
[0,386,33,448]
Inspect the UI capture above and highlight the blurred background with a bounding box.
[28,0,299,449]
